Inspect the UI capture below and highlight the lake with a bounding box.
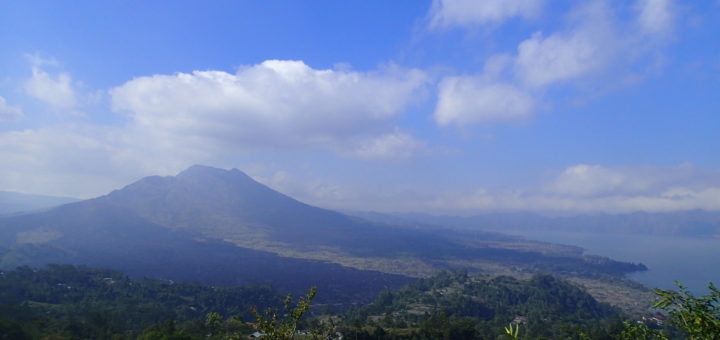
[507,230,719,294]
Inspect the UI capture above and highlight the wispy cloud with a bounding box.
[432,0,677,127]
[24,66,78,111]
[636,0,675,35]
[435,77,534,126]
[428,0,543,29]
[0,96,24,122]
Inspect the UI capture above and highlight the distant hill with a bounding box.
[0,165,646,304]
[349,210,720,237]
[0,191,78,215]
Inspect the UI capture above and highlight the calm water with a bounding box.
[507,230,719,294]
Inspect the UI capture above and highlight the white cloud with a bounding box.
[515,30,610,88]
[261,170,346,204]
[24,53,59,67]
[239,163,720,214]
[0,60,432,198]
[0,126,122,197]
[24,66,77,110]
[348,131,426,160]
[544,164,639,196]
[0,123,217,198]
[434,77,534,125]
[433,0,676,127]
[513,1,620,87]
[543,163,716,198]
[111,60,428,157]
[0,97,24,122]
[637,0,674,35]
[422,164,720,214]
[429,0,542,29]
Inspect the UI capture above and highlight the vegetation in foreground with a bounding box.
[0,265,717,339]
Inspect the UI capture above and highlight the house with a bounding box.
[248,331,264,339]
[642,313,667,326]
[512,316,528,325]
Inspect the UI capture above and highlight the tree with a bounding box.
[252,286,318,340]
[502,322,520,340]
[204,312,223,337]
[619,282,720,340]
[654,282,720,339]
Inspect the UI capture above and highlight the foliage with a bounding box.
[618,321,669,340]
[618,282,720,340]
[503,322,520,339]
[252,286,317,340]
[655,282,720,339]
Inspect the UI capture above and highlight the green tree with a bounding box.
[204,312,223,337]
[619,282,719,340]
[655,282,720,339]
[502,322,520,340]
[252,286,317,340]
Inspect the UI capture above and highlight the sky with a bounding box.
[1,0,719,215]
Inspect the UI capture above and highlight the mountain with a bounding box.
[0,165,646,304]
[0,191,79,215]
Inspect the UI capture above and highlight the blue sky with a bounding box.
[1,0,719,214]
